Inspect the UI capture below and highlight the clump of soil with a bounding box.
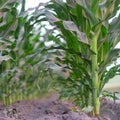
[0,93,120,120]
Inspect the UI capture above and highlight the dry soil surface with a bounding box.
[0,94,120,120]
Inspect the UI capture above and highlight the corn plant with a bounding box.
[41,0,120,116]
[0,0,52,105]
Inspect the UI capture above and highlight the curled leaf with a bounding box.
[63,21,89,44]
[45,12,60,23]
[63,21,78,31]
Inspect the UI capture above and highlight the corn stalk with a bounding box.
[91,27,101,116]
[42,0,120,116]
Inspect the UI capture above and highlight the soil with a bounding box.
[0,93,120,120]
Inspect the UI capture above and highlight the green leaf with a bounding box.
[109,15,120,33]
[63,21,89,44]
[45,12,60,23]
[100,64,120,91]
[105,49,120,65]
[75,0,98,26]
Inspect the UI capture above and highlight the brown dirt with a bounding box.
[0,93,120,120]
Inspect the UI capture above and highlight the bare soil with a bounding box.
[0,93,120,120]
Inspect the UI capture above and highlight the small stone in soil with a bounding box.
[45,109,53,114]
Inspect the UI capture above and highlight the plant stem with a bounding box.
[91,35,100,116]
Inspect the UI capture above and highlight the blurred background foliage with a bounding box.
[0,0,55,105]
